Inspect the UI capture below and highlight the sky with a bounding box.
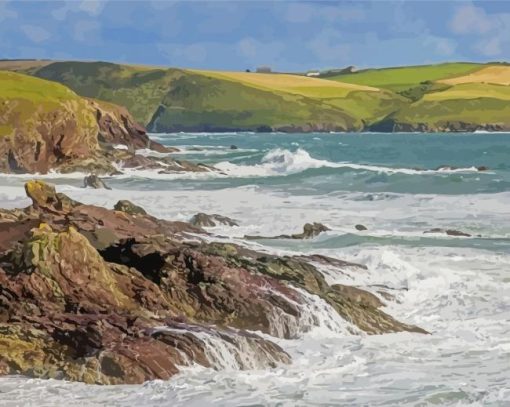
[1,0,509,72]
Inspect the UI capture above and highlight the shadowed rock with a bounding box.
[84,174,111,190]
[424,228,471,237]
[114,200,147,216]
[0,181,427,384]
[190,212,239,227]
[245,222,330,240]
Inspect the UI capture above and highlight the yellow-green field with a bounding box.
[0,70,77,103]
[423,82,510,102]
[439,65,510,86]
[190,70,380,99]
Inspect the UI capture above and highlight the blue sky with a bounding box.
[1,0,509,71]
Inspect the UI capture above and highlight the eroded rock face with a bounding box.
[0,72,208,176]
[0,181,426,384]
[189,213,239,227]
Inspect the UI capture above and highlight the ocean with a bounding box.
[0,132,509,406]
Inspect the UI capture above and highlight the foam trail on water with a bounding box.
[215,148,488,177]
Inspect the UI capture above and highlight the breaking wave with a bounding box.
[215,148,488,178]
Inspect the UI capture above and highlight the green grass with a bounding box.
[26,61,407,132]
[0,70,77,103]
[33,61,181,125]
[326,63,484,93]
[423,82,510,101]
[4,60,510,132]
[0,70,97,141]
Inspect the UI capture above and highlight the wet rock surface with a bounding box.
[0,181,426,384]
[114,200,147,216]
[424,228,472,237]
[245,222,331,240]
[189,212,239,227]
[84,174,111,190]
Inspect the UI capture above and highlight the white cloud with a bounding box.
[0,2,17,22]
[52,1,104,21]
[236,37,285,65]
[285,3,365,24]
[73,20,101,42]
[307,29,351,64]
[475,37,502,57]
[158,43,208,64]
[450,5,492,35]
[423,36,457,57]
[449,4,510,57]
[21,24,51,43]
[79,0,105,16]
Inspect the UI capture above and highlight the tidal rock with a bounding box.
[245,222,330,240]
[0,181,427,384]
[84,175,111,190]
[355,224,368,231]
[25,180,81,213]
[114,200,147,215]
[424,228,471,237]
[189,212,239,227]
[230,145,238,150]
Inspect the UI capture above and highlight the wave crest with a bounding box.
[215,148,485,177]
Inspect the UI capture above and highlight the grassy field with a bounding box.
[12,61,405,132]
[191,69,379,98]
[3,60,510,132]
[439,65,510,86]
[0,70,78,103]
[326,63,483,92]
[423,82,510,101]
[0,70,97,145]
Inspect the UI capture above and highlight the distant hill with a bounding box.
[3,60,510,132]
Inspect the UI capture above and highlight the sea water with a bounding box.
[0,132,509,406]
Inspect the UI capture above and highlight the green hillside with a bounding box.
[326,63,483,93]
[3,60,510,132]
[5,61,405,132]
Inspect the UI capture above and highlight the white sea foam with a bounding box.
[0,133,509,406]
[215,148,489,177]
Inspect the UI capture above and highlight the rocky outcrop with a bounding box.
[0,181,426,384]
[189,213,239,227]
[245,222,330,240]
[84,174,111,189]
[424,228,472,237]
[0,71,208,176]
[114,200,147,215]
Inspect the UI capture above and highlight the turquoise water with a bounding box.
[0,132,509,406]
[141,132,510,194]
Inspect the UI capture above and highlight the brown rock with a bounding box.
[190,212,239,227]
[114,200,147,215]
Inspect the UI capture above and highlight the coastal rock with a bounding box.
[0,71,187,176]
[245,222,330,240]
[355,224,368,231]
[84,174,111,189]
[0,181,427,384]
[189,213,239,227]
[230,145,238,150]
[114,200,147,216]
[424,228,471,237]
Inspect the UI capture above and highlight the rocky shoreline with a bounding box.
[0,181,426,385]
